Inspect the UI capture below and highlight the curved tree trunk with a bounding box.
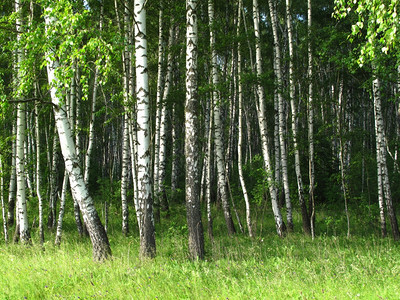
[45,8,111,261]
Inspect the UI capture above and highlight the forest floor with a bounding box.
[1,203,400,299]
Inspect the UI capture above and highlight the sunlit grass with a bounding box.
[1,203,400,299]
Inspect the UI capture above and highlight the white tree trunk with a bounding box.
[158,22,175,215]
[253,0,285,236]
[185,0,205,259]
[45,8,111,260]
[55,171,69,246]
[120,0,131,235]
[7,116,16,227]
[153,3,165,222]
[83,68,98,186]
[372,72,400,240]
[209,0,236,235]
[134,0,156,258]
[35,103,44,245]
[286,0,310,235]
[15,0,30,244]
[307,0,316,240]
[337,79,350,238]
[237,0,253,238]
[0,156,8,243]
[268,0,293,230]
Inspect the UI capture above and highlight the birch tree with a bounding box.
[7,121,16,227]
[372,70,400,241]
[209,0,236,236]
[268,0,293,231]
[134,0,156,258]
[307,0,316,239]
[185,0,205,260]
[157,20,175,217]
[44,6,111,261]
[286,0,310,235]
[0,156,7,243]
[153,2,165,223]
[237,0,253,238]
[253,0,285,237]
[15,0,30,244]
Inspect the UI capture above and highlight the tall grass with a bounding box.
[1,203,400,299]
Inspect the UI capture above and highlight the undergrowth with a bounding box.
[1,202,400,299]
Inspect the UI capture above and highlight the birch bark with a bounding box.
[120,0,131,236]
[286,0,310,235]
[0,157,8,243]
[372,71,400,241]
[253,0,285,236]
[237,0,253,238]
[209,0,236,235]
[158,22,175,216]
[134,0,156,258]
[307,0,316,240]
[268,0,293,230]
[153,3,165,223]
[7,118,16,227]
[45,8,111,261]
[15,0,30,244]
[186,0,205,259]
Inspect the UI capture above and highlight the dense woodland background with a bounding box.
[0,0,400,260]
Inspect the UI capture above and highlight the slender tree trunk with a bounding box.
[286,0,310,235]
[129,119,141,229]
[307,0,316,240]
[48,128,59,230]
[171,101,179,194]
[372,71,400,241]
[83,68,99,186]
[134,0,156,258]
[253,0,285,237]
[15,0,30,244]
[0,157,8,243]
[55,171,68,246]
[7,119,16,227]
[186,0,205,259]
[153,2,165,223]
[209,0,236,235]
[268,0,293,230]
[68,66,85,237]
[120,0,131,236]
[237,0,253,238]
[158,22,175,216]
[45,8,111,261]
[337,78,350,238]
[35,102,44,245]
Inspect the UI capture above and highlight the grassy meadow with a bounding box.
[1,202,400,299]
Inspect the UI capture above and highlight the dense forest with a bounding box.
[1,0,400,266]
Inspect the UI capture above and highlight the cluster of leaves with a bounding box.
[334,0,400,65]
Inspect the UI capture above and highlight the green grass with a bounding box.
[1,204,400,299]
